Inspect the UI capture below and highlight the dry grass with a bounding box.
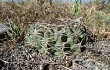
[0,2,110,40]
[0,2,72,22]
[0,2,72,38]
[80,4,110,39]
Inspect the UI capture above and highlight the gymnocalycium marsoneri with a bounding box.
[25,18,95,56]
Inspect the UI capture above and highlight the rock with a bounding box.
[0,23,11,41]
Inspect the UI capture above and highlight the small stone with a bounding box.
[0,23,11,42]
[0,23,11,34]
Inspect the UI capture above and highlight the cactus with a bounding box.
[25,19,94,56]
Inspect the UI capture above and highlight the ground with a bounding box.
[0,2,110,70]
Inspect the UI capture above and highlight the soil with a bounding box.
[0,40,110,70]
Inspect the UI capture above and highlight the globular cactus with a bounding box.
[25,19,94,56]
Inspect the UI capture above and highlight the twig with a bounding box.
[60,65,72,70]
[0,59,59,65]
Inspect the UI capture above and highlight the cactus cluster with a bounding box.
[25,20,94,56]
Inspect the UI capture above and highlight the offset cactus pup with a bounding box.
[25,19,95,56]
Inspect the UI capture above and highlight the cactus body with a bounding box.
[25,19,94,56]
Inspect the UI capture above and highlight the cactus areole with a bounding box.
[25,19,94,56]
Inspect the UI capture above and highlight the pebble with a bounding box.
[0,23,11,41]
